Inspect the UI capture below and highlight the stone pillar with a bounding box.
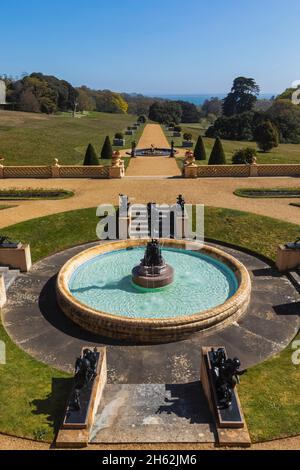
[51,158,61,178]
[109,151,125,178]
[0,275,6,308]
[183,151,198,178]
[249,163,258,177]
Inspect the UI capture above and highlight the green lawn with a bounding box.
[239,333,300,443]
[0,111,143,166]
[0,206,299,442]
[166,123,300,165]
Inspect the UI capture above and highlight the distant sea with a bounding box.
[147,93,274,106]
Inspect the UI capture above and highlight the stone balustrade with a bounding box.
[182,163,300,178]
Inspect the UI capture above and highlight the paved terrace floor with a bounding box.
[0,177,300,228]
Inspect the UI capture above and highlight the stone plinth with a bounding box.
[0,274,6,308]
[183,164,198,178]
[56,347,107,448]
[0,244,32,272]
[276,244,300,272]
[200,347,251,447]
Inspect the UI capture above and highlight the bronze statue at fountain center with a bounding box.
[132,239,174,289]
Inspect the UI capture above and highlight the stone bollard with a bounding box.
[51,158,61,178]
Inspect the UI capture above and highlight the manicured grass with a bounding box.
[167,123,300,165]
[0,326,70,442]
[234,188,300,199]
[0,188,74,200]
[0,111,143,166]
[0,206,299,442]
[239,332,300,443]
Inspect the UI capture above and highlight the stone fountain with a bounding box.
[132,239,174,289]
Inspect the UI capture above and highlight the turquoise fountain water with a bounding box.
[69,247,238,320]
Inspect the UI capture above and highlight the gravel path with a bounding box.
[136,124,170,149]
[126,157,181,176]
[1,433,299,450]
[0,177,299,229]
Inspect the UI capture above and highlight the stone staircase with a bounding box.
[129,205,176,239]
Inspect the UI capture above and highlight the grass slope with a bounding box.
[0,207,299,442]
[0,111,143,166]
[167,123,300,165]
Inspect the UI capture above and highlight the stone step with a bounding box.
[289,270,300,285]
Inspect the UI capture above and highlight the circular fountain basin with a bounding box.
[56,240,251,343]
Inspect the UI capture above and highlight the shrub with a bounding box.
[208,137,226,165]
[115,132,124,139]
[83,144,99,166]
[138,115,147,123]
[232,147,257,164]
[183,132,192,141]
[174,125,182,132]
[101,136,113,159]
[194,136,206,161]
[253,120,279,152]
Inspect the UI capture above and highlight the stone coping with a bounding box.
[56,240,251,343]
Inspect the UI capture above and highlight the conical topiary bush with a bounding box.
[208,137,226,165]
[194,135,207,161]
[83,143,99,165]
[101,136,113,159]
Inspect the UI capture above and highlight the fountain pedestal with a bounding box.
[132,240,174,289]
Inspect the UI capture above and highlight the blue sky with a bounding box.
[1,0,299,94]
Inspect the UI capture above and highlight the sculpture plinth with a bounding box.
[132,239,174,289]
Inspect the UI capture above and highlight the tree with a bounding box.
[254,121,279,152]
[232,147,257,164]
[83,144,99,165]
[77,87,95,112]
[194,136,206,161]
[148,101,182,124]
[18,89,40,113]
[201,97,223,118]
[266,100,300,143]
[101,136,113,159]
[205,111,261,141]
[175,100,200,122]
[208,138,226,165]
[223,77,260,117]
